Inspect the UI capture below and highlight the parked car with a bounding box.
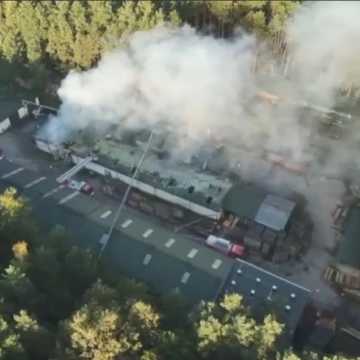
[64,179,94,196]
[205,235,245,258]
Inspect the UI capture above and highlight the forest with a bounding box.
[0,1,297,69]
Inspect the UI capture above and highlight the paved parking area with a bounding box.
[0,125,343,305]
[0,156,237,304]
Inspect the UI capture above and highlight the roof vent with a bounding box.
[250,289,256,296]
[285,305,291,311]
[237,269,243,275]
[256,277,261,283]
[231,280,236,286]
[272,285,278,291]
[290,293,296,299]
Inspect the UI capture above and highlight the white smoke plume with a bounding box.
[37,2,360,299]
[287,1,360,105]
[40,1,360,174]
[42,26,256,151]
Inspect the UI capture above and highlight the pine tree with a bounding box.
[0,2,24,61]
[16,2,45,62]
[46,2,74,69]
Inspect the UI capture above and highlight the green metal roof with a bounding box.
[337,206,360,269]
[222,184,266,219]
[78,139,232,211]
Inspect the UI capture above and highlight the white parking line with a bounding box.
[24,176,46,189]
[165,238,176,248]
[212,259,222,270]
[187,248,199,259]
[58,191,80,205]
[121,219,133,228]
[43,185,64,199]
[1,167,24,179]
[100,210,112,219]
[142,229,153,238]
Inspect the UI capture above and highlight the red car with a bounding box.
[205,235,245,258]
[64,179,94,196]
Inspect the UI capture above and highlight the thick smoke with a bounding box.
[287,1,360,106]
[41,1,360,171]
[42,26,257,155]
[37,2,360,298]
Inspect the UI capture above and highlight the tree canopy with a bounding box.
[0,0,301,71]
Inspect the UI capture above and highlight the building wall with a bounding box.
[71,154,221,220]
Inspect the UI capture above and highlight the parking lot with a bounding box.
[0,107,345,305]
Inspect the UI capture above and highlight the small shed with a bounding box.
[222,185,296,232]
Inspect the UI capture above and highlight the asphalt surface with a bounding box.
[0,157,104,250]
[0,154,238,301]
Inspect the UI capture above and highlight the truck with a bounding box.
[205,235,245,258]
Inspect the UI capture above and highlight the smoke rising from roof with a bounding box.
[37,1,360,301]
[287,1,360,105]
[41,1,360,173]
[43,25,256,150]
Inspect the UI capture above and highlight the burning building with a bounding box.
[30,100,313,264]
